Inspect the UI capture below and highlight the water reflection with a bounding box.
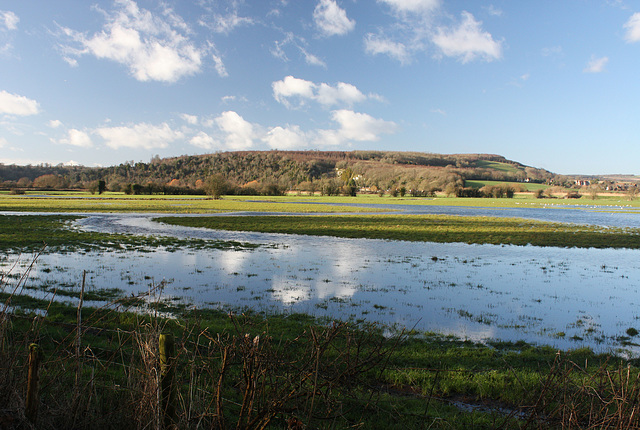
[2,208,640,355]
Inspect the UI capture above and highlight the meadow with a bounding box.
[157,213,640,249]
[2,191,640,428]
[2,189,640,213]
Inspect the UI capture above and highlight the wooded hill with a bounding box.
[0,150,562,195]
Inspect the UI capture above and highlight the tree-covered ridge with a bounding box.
[0,150,558,194]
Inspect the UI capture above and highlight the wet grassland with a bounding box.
[3,194,640,428]
[156,213,640,249]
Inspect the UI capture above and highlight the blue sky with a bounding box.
[1,0,639,175]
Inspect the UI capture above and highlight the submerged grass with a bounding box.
[157,214,640,249]
[3,288,640,429]
[0,215,259,252]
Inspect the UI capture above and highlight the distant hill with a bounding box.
[0,150,563,194]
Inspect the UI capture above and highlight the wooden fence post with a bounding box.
[159,333,177,428]
[25,343,42,424]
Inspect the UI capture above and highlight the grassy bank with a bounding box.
[157,214,640,249]
[3,288,640,429]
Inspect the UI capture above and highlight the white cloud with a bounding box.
[364,33,410,64]
[272,76,316,107]
[48,120,63,128]
[273,76,374,108]
[262,125,307,149]
[315,110,396,146]
[330,109,396,141]
[180,113,198,125]
[60,129,93,148]
[432,11,502,63]
[215,111,255,150]
[624,13,640,42]
[313,0,355,37]
[0,90,40,116]
[200,11,253,34]
[378,0,440,14]
[95,122,183,149]
[60,0,206,82]
[271,32,325,68]
[0,137,7,148]
[189,131,217,149]
[211,53,228,77]
[300,48,326,67]
[316,82,366,106]
[1,10,19,31]
[584,55,608,73]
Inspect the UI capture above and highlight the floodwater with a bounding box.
[2,203,640,354]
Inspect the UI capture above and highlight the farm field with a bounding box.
[2,190,640,213]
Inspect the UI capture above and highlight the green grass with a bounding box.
[0,215,259,252]
[3,294,638,429]
[0,192,377,213]
[156,214,640,249]
[473,160,521,173]
[2,191,640,214]
[465,179,548,192]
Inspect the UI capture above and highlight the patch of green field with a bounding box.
[2,191,639,213]
[157,214,640,249]
[0,192,377,213]
[473,160,521,173]
[0,215,258,252]
[465,179,548,192]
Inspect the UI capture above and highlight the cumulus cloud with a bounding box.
[215,111,255,150]
[1,10,19,30]
[432,11,502,63]
[313,0,355,37]
[331,109,396,141]
[60,0,207,82]
[95,122,183,149]
[624,13,640,42]
[180,113,198,125]
[48,119,63,128]
[60,129,93,147]
[273,76,374,108]
[584,55,608,73]
[369,2,502,64]
[189,131,217,149]
[315,110,396,146]
[364,33,410,64]
[0,90,40,116]
[262,125,307,149]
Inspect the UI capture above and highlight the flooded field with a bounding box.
[3,205,640,355]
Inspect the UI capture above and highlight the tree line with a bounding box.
[0,150,564,196]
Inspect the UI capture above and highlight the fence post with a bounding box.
[159,333,177,428]
[25,343,42,424]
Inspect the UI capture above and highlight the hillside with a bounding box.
[0,150,560,195]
